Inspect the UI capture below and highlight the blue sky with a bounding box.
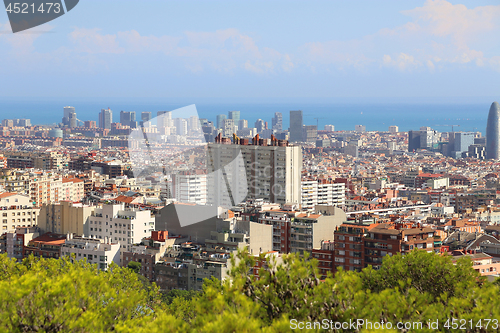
[0,0,499,101]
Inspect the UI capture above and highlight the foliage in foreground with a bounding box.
[0,250,499,332]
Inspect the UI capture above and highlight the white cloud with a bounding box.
[69,28,123,54]
[382,53,422,71]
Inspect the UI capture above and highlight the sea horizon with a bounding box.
[0,99,494,135]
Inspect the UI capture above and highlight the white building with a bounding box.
[0,193,40,232]
[355,125,366,132]
[172,172,207,205]
[87,204,155,251]
[61,234,120,270]
[301,180,345,211]
[388,126,399,133]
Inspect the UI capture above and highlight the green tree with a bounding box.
[0,254,160,332]
[127,260,142,274]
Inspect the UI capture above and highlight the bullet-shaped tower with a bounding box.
[486,102,500,159]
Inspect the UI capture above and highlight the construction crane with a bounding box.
[313,117,326,128]
[434,124,460,132]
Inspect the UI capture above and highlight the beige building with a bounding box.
[38,201,96,235]
[290,208,346,253]
[0,193,40,232]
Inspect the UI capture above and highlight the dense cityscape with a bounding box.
[0,102,499,286]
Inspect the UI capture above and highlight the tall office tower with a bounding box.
[62,106,75,126]
[272,112,283,131]
[238,119,248,129]
[389,126,399,133]
[448,132,475,158]
[302,125,317,143]
[355,125,366,132]
[99,108,113,129]
[216,114,227,129]
[289,110,303,142]
[408,130,421,152]
[255,119,266,133]
[420,128,436,149]
[228,111,240,125]
[207,136,302,206]
[68,110,78,128]
[120,111,136,127]
[487,102,500,160]
[174,118,188,136]
[188,115,200,132]
[324,124,335,132]
[141,112,152,125]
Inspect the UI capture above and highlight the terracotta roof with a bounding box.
[0,192,17,198]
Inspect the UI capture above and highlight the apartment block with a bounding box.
[334,222,442,272]
[207,134,302,207]
[61,234,120,270]
[23,232,67,259]
[87,204,155,251]
[257,207,346,254]
[0,193,40,232]
[0,227,39,260]
[38,201,96,235]
[172,171,207,205]
[301,179,345,211]
[122,231,170,281]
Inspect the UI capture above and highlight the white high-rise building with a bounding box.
[222,118,236,137]
[324,124,335,132]
[355,125,366,132]
[301,179,345,211]
[87,204,155,251]
[174,118,188,136]
[172,172,207,205]
[207,135,302,207]
[188,116,200,132]
[389,126,399,133]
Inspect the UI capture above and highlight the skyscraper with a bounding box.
[408,130,421,152]
[68,110,77,128]
[289,110,303,142]
[157,111,172,129]
[448,132,474,158]
[228,111,240,125]
[62,106,75,126]
[255,119,266,133]
[216,114,227,129]
[486,102,500,159]
[238,119,248,129]
[272,112,283,131]
[99,108,113,129]
[120,111,136,127]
